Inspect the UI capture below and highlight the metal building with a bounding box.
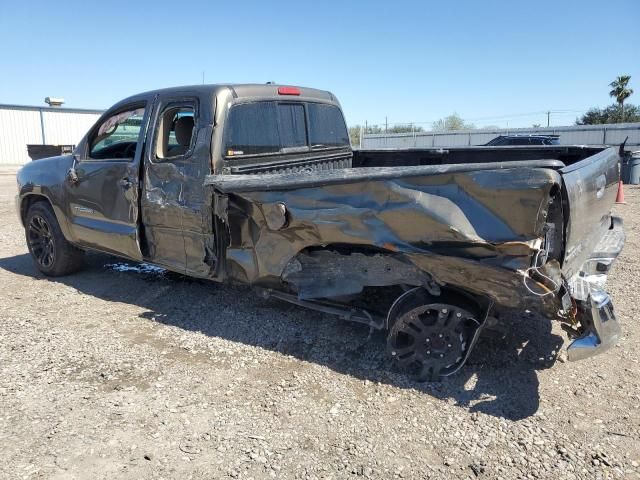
[0,104,103,165]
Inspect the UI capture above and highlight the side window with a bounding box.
[154,103,197,160]
[89,106,146,160]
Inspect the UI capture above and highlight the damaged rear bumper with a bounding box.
[567,216,625,361]
[566,281,621,361]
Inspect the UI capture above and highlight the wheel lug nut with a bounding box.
[438,333,443,338]
[448,344,452,348]
[441,308,448,313]
[456,312,462,318]
[391,351,396,356]
[439,354,444,358]
[426,350,431,355]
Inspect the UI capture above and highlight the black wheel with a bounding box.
[386,288,482,382]
[25,202,84,276]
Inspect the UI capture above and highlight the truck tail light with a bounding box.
[278,87,301,96]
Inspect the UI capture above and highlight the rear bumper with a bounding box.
[566,280,621,361]
[567,216,625,361]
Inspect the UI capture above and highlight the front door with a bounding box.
[66,101,150,260]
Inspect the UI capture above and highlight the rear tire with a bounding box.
[25,202,84,276]
[386,288,482,381]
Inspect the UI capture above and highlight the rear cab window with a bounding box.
[224,101,349,158]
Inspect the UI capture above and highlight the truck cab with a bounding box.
[23,85,350,277]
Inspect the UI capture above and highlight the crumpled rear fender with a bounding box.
[208,164,563,311]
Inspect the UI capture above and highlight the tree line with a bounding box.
[349,75,637,146]
[577,75,637,124]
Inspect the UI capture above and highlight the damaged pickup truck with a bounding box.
[16,84,625,380]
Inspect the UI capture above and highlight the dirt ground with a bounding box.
[1,173,639,480]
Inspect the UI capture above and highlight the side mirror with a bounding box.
[67,154,80,184]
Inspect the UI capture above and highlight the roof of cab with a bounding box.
[112,83,337,109]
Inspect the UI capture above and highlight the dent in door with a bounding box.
[141,161,187,271]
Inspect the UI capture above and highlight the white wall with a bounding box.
[0,106,102,165]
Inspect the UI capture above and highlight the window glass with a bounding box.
[155,105,196,159]
[90,107,145,159]
[224,101,349,157]
[224,102,280,156]
[307,103,349,148]
[278,103,306,149]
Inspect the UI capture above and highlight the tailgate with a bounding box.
[560,147,620,278]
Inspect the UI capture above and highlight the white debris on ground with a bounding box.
[106,263,166,275]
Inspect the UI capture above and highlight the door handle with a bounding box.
[118,178,133,189]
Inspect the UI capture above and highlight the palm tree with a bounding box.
[609,75,634,121]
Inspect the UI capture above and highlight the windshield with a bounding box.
[224,101,349,157]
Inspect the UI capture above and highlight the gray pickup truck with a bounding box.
[16,84,625,380]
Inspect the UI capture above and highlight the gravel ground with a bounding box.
[1,174,639,480]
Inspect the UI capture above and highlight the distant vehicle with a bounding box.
[484,134,560,146]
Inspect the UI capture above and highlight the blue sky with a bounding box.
[1,0,638,128]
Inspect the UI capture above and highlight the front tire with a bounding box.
[25,202,84,276]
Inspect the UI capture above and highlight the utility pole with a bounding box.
[546,111,551,127]
[385,116,388,134]
[202,71,205,85]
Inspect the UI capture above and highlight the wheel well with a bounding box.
[20,195,52,225]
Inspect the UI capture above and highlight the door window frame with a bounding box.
[150,97,200,163]
[82,101,150,163]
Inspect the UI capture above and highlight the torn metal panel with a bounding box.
[282,251,440,300]
[209,164,563,310]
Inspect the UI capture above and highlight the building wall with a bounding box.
[361,123,640,149]
[0,105,103,165]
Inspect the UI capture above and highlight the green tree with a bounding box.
[348,126,361,147]
[432,113,475,131]
[576,104,640,125]
[386,124,424,134]
[365,125,383,134]
[609,75,634,121]
[348,124,387,147]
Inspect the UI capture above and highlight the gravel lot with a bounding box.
[1,173,639,480]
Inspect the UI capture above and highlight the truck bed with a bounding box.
[221,145,606,176]
[353,145,605,168]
